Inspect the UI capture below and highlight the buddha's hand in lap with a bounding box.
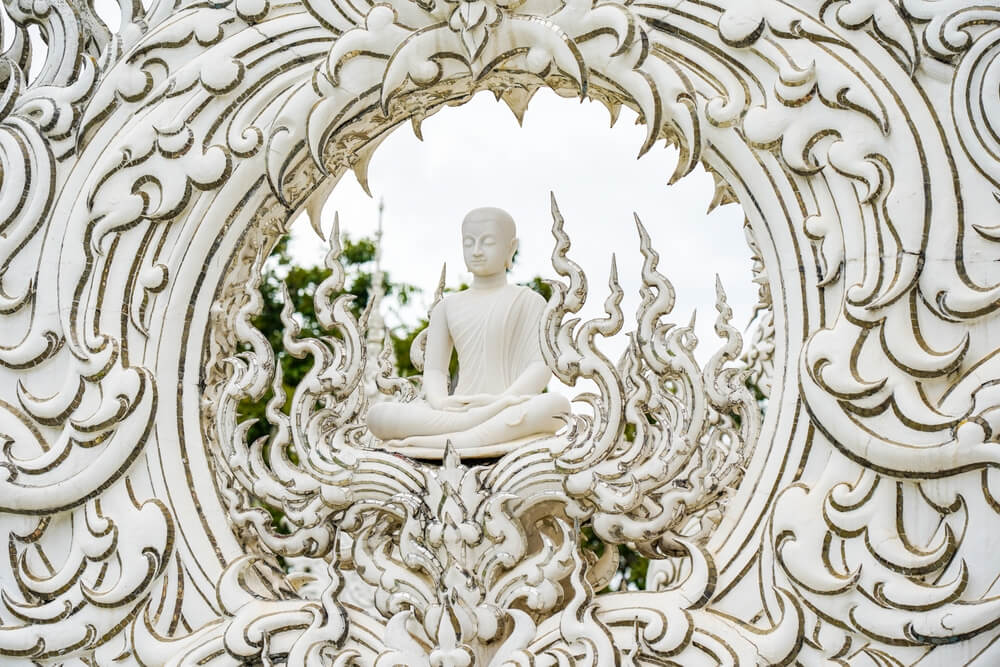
[437,393,531,412]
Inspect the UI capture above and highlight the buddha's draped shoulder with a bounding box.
[444,285,547,396]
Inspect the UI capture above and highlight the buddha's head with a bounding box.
[461,207,518,278]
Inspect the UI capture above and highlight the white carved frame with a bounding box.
[1,0,999,664]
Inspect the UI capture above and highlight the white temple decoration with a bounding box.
[2,0,1000,663]
[204,197,767,663]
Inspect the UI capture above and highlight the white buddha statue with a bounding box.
[367,207,571,455]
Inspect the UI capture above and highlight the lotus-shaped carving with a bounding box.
[439,0,514,60]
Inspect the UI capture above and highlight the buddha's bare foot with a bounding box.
[381,434,448,451]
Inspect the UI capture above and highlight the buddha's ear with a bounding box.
[507,237,519,270]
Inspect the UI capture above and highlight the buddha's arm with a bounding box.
[499,296,553,399]
[440,361,551,415]
[422,302,453,410]
[502,360,552,397]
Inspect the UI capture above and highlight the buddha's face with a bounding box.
[462,209,517,278]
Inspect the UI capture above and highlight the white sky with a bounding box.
[289,89,756,364]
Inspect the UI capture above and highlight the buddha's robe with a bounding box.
[367,284,570,452]
[451,284,545,395]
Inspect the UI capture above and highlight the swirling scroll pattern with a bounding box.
[4,0,1000,663]
[0,0,347,660]
[0,1,192,659]
[708,2,1000,656]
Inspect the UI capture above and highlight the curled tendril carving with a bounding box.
[539,195,758,555]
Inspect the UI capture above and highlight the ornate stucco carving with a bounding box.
[1,0,999,663]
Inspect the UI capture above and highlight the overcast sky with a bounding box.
[288,89,756,365]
